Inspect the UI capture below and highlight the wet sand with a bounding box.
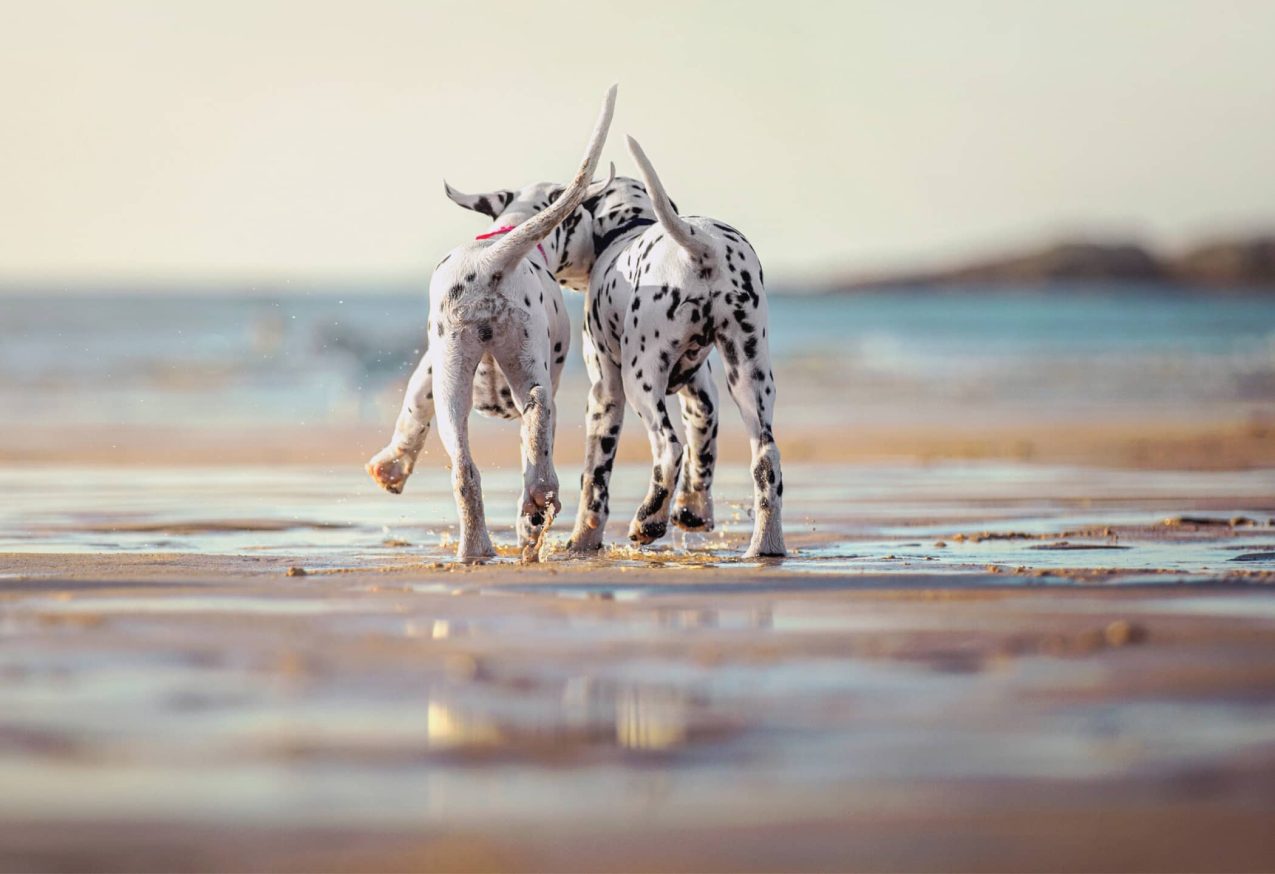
[2,415,1274,470]
[2,452,1275,871]
[3,569,1275,872]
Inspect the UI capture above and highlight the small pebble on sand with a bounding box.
[285,566,307,577]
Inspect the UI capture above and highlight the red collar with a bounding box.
[475,225,551,269]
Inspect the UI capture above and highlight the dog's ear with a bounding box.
[443,181,515,220]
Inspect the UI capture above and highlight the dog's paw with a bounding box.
[743,530,786,560]
[456,532,496,564]
[565,530,604,555]
[366,448,414,494]
[520,483,562,518]
[564,515,606,555]
[628,518,667,545]
[671,491,714,532]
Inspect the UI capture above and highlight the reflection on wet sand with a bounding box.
[2,459,1275,871]
[424,681,697,754]
[426,698,503,750]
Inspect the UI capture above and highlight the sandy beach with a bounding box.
[6,1,1275,868]
[2,283,1274,873]
[3,431,1275,871]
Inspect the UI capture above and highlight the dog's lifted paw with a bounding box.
[628,518,667,545]
[366,448,413,494]
[671,494,714,532]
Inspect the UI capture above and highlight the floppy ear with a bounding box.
[443,181,515,219]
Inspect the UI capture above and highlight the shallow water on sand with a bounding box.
[2,461,1273,578]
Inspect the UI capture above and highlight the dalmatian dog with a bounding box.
[566,136,785,558]
[447,136,785,558]
[365,85,616,562]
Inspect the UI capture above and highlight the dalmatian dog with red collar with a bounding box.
[365,86,616,562]
[446,135,785,558]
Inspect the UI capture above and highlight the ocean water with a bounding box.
[3,287,1274,429]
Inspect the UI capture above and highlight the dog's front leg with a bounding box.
[672,361,718,532]
[432,336,494,562]
[568,344,625,553]
[366,346,436,494]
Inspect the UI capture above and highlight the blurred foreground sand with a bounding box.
[3,416,1275,872]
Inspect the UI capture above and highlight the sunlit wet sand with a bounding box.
[3,460,1275,871]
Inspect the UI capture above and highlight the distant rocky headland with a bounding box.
[831,235,1275,292]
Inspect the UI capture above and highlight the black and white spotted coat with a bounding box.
[568,138,784,558]
[365,86,617,562]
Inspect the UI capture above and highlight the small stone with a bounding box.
[934,541,947,548]
[286,566,307,577]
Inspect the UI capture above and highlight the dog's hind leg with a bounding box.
[568,335,625,553]
[624,368,682,547]
[672,361,718,532]
[720,324,786,558]
[432,335,495,562]
[492,347,561,553]
[366,346,435,494]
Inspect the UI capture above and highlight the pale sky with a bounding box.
[2,0,1273,288]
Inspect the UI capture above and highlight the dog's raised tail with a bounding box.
[484,85,617,274]
[625,135,708,256]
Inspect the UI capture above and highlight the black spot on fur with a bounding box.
[673,507,706,530]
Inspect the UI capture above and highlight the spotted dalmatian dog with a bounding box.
[447,135,785,558]
[365,86,616,562]
[569,137,785,557]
